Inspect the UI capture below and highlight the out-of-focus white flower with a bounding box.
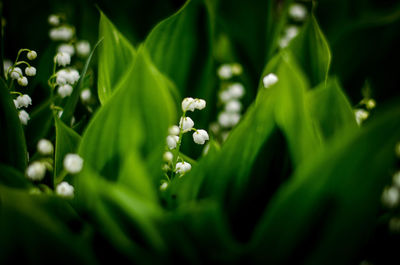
[55,52,71,67]
[163,151,173,162]
[228,83,245,99]
[231,63,243,75]
[263,73,279,88]
[56,181,74,198]
[193,129,209,145]
[366,99,376,110]
[17,76,28,86]
[58,44,75,56]
[76,40,91,57]
[80,88,91,103]
[225,100,242,113]
[49,26,74,41]
[37,139,54,156]
[217,64,233,80]
[286,26,299,39]
[193,98,206,110]
[167,135,179,150]
[182,97,195,112]
[354,109,369,126]
[14,94,32,109]
[179,117,194,132]
[63,153,84,174]
[218,112,240,128]
[27,50,37,60]
[219,90,232,103]
[26,161,46,181]
[160,182,168,191]
[389,217,400,233]
[10,67,22,80]
[19,110,30,125]
[175,161,191,175]
[48,14,60,26]
[3,59,12,76]
[58,84,73,98]
[25,66,36,76]
[289,3,308,21]
[382,186,400,208]
[168,125,180,136]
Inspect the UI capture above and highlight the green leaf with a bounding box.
[289,15,331,87]
[250,102,400,265]
[61,38,102,124]
[79,47,176,187]
[0,163,31,189]
[144,0,213,97]
[306,78,358,142]
[0,79,27,171]
[97,11,137,104]
[54,117,81,184]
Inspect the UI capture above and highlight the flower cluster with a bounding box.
[161,97,209,189]
[279,2,308,48]
[354,95,376,126]
[4,49,38,125]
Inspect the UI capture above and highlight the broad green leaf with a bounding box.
[0,163,31,189]
[144,0,213,97]
[79,47,176,188]
[306,78,358,142]
[289,15,331,87]
[0,79,27,171]
[61,38,102,124]
[250,102,400,265]
[54,117,81,184]
[97,11,137,104]
[0,185,96,264]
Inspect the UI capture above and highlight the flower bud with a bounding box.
[18,110,30,125]
[63,154,83,174]
[26,161,46,181]
[166,135,179,150]
[58,84,73,98]
[27,50,37,60]
[37,139,54,156]
[168,125,180,136]
[56,181,74,198]
[76,40,91,57]
[25,66,36,76]
[263,73,278,88]
[163,151,173,162]
[217,64,232,80]
[192,129,209,145]
[18,76,28,86]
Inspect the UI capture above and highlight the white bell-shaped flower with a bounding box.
[58,44,75,56]
[25,66,36,76]
[58,84,73,98]
[175,161,191,175]
[192,129,209,145]
[55,52,71,67]
[10,67,22,80]
[14,94,32,109]
[18,110,30,125]
[48,15,60,26]
[37,139,54,156]
[163,151,173,162]
[179,117,194,132]
[193,98,206,110]
[80,88,91,103]
[225,100,242,113]
[76,41,91,57]
[168,125,180,136]
[166,135,179,149]
[218,112,240,128]
[228,83,245,98]
[17,76,28,86]
[354,109,369,126]
[56,181,74,198]
[63,154,83,174]
[182,97,195,112]
[26,161,46,181]
[263,73,278,88]
[217,64,232,80]
[27,50,37,60]
[289,3,308,21]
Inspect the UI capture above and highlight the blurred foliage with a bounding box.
[1,0,400,264]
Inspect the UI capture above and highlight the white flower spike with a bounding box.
[55,52,71,67]
[19,110,30,125]
[63,153,84,174]
[56,181,74,198]
[14,94,32,109]
[26,161,46,181]
[37,139,54,156]
[58,84,73,98]
[193,129,209,145]
[25,66,36,76]
[179,117,194,132]
[263,73,279,88]
[167,135,179,150]
[175,161,191,175]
